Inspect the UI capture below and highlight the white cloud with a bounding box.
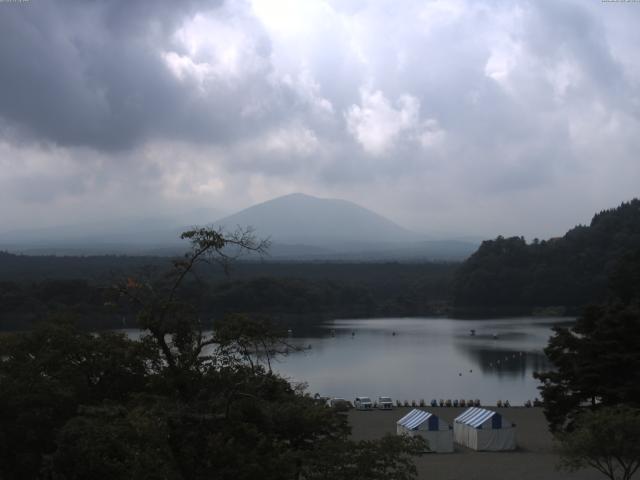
[162,8,270,88]
[485,40,522,87]
[281,68,335,115]
[345,89,442,155]
[345,89,416,155]
[263,125,320,155]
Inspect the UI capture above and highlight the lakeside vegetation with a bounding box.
[0,258,455,331]
[3,199,640,331]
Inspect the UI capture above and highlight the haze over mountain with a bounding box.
[0,193,477,260]
[0,208,223,255]
[216,193,420,245]
[215,193,477,260]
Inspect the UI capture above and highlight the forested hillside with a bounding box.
[5,199,639,326]
[453,199,640,315]
[0,257,455,330]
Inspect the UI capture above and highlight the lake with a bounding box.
[272,317,570,405]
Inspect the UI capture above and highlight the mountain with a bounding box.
[0,193,477,261]
[214,193,477,260]
[215,193,420,246]
[453,198,640,315]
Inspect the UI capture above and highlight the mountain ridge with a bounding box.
[214,192,422,246]
[0,193,477,260]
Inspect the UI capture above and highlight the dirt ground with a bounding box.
[348,407,617,480]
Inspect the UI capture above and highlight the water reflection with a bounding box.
[455,345,550,379]
[114,317,567,404]
[274,317,569,404]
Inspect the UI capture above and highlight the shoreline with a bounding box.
[348,407,610,479]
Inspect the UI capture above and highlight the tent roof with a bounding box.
[455,407,498,428]
[397,409,434,430]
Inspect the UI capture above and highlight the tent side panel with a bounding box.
[469,428,478,450]
[453,423,466,446]
[476,428,516,451]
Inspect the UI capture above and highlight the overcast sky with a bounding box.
[1,0,639,239]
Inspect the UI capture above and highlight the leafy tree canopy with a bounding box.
[454,199,640,314]
[534,249,640,432]
[0,227,424,480]
[557,405,640,480]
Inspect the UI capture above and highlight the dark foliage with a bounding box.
[556,405,640,480]
[0,319,152,478]
[0,227,424,480]
[534,250,640,432]
[453,199,640,315]
[0,260,455,331]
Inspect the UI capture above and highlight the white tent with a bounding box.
[396,409,454,453]
[453,407,516,451]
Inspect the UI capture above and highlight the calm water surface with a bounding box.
[273,317,571,405]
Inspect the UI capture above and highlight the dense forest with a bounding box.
[3,198,640,329]
[453,199,640,316]
[0,257,455,331]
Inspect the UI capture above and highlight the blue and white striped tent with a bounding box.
[396,409,453,453]
[453,407,516,451]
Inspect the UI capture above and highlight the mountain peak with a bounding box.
[279,192,316,200]
[216,193,419,245]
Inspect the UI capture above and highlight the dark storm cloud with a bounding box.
[0,0,639,238]
[0,0,296,150]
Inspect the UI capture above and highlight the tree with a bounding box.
[534,251,640,432]
[454,199,640,314]
[0,226,425,480]
[534,303,640,432]
[0,318,149,479]
[51,404,180,480]
[557,405,640,480]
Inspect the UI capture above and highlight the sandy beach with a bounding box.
[348,407,615,480]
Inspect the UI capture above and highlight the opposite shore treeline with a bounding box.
[1,198,640,330]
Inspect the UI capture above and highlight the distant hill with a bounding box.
[453,199,640,316]
[0,193,477,261]
[215,193,477,261]
[215,193,420,245]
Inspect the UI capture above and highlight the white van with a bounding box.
[378,396,394,409]
[354,396,373,410]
